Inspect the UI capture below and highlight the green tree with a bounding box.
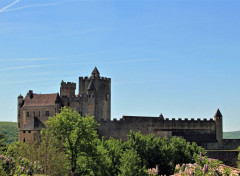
[118,149,147,176]
[46,107,99,176]
[101,138,124,175]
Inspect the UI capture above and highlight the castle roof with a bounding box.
[23,93,59,107]
[214,109,222,118]
[92,67,100,74]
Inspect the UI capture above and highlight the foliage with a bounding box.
[0,122,18,144]
[46,107,100,176]
[118,149,147,176]
[126,131,205,175]
[100,138,124,175]
[0,153,43,176]
[0,133,7,154]
[174,153,239,176]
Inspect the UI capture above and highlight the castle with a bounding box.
[17,67,240,153]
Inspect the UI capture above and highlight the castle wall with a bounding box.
[207,150,239,168]
[98,117,217,146]
[222,139,240,150]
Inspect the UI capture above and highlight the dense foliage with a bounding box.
[0,122,18,144]
[0,107,206,175]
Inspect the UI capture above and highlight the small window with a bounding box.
[26,112,29,117]
[106,94,109,100]
[33,111,35,117]
[68,103,70,106]
[46,111,49,117]
[23,138,26,143]
[28,130,31,133]
[23,131,25,133]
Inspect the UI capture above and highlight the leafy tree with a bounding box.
[46,107,99,176]
[100,138,124,175]
[125,131,205,175]
[118,149,147,176]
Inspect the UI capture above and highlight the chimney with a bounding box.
[29,90,33,99]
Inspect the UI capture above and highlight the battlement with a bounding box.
[60,81,76,98]
[121,115,215,123]
[61,81,76,87]
[79,76,110,82]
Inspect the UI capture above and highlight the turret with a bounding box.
[17,94,24,108]
[214,109,223,148]
[60,81,76,98]
[91,67,100,78]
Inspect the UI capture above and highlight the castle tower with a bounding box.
[79,67,111,121]
[214,109,223,148]
[60,81,76,98]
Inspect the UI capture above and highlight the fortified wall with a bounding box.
[99,114,221,149]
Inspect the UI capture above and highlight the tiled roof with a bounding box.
[23,93,59,107]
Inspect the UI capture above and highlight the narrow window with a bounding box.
[106,94,109,100]
[23,138,26,143]
[23,131,25,133]
[46,111,49,117]
[33,111,35,117]
[26,112,29,117]
[28,130,31,133]
[68,103,70,106]
[39,111,40,117]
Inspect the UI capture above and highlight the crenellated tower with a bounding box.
[79,67,111,121]
[60,81,76,98]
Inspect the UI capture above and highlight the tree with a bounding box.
[46,107,99,176]
[0,133,7,154]
[118,149,147,176]
[100,138,124,175]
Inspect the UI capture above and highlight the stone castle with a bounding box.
[17,67,240,153]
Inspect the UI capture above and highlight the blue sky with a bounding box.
[0,0,240,131]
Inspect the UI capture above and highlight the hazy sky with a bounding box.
[0,0,240,132]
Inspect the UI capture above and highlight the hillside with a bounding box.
[223,131,240,139]
[0,121,18,144]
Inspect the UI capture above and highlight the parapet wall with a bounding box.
[98,116,217,145]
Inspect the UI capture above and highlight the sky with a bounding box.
[0,0,240,132]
